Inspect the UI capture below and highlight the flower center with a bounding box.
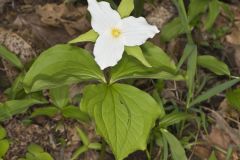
[111,28,121,38]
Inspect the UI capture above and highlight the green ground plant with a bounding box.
[0,0,239,160]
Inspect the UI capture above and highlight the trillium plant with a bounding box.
[22,0,180,159]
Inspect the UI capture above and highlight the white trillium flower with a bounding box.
[87,0,160,70]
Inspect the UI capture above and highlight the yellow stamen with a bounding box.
[111,28,121,38]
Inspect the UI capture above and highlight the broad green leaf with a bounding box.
[0,104,10,122]
[188,0,209,22]
[141,42,176,71]
[23,44,105,92]
[26,153,36,160]
[190,78,240,107]
[26,152,53,160]
[0,44,23,69]
[111,53,147,82]
[68,30,98,43]
[110,42,178,83]
[226,88,240,111]
[117,0,134,18]
[49,86,69,108]
[160,17,185,42]
[31,107,59,117]
[62,106,90,122]
[205,0,220,30]
[6,99,46,116]
[0,99,46,122]
[197,55,230,76]
[76,127,89,146]
[25,144,53,160]
[110,55,183,83]
[28,144,44,154]
[125,46,151,67]
[159,112,193,128]
[32,153,53,160]
[0,126,6,140]
[0,139,9,157]
[81,83,161,160]
[186,44,198,108]
[161,129,187,160]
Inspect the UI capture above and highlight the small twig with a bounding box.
[153,147,162,160]
[173,81,180,100]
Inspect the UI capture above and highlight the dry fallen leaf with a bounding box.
[13,14,72,49]
[206,127,239,160]
[36,3,90,35]
[0,0,10,13]
[0,27,36,81]
[145,0,176,29]
[226,21,240,45]
[192,145,211,159]
[226,21,240,73]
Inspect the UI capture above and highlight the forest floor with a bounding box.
[0,0,240,160]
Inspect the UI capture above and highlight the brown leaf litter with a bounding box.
[225,5,240,74]
[36,3,90,35]
[0,27,36,82]
[4,117,101,160]
[145,0,176,29]
[193,102,240,160]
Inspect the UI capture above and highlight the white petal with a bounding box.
[87,0,121,34]
[93,33,124,70]
[119,16,160,46]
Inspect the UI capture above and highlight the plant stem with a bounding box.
[99,140,106,160]
[146,150,151,160]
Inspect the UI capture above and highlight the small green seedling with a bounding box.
[31,86,89,122]
[18,143,53,160]
[0,126,9,160]
[71,127,102,160]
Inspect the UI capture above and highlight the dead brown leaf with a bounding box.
[209,108,240,146]
[231,5,240,21]
[206,127,239,160]
[207,127,231,149]
[219,98,240,121]
[192,145,211,159]
[225,21,240,73]
[0,27,36,81]
[13,14,72,50]
[145,0,176,29]
[226,21,240,45]
[0,0,10,13]
[36,3,90,35]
